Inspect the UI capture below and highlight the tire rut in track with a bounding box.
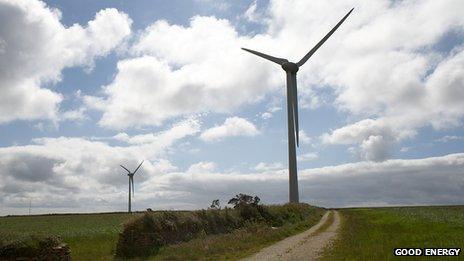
[241,210,341,261]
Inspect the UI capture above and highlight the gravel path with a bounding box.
[242,210,341,261]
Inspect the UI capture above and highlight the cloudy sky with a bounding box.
[1,0,464,215]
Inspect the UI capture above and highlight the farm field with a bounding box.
[320,205,464,260]
[3,205,463,260]
[0,205,325,260]
[0,212,139,260]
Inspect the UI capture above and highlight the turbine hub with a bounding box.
[282,62,299,73]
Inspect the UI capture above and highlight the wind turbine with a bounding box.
[120,161,144,213]
[242,9,353,203]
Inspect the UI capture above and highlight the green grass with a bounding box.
[0,212,140,260]
[314,211,334,235]
[1,206,326,260]
[150,208,326,260]
[320,206,464,260]
[6,206,462,260]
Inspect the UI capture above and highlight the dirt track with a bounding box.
[242,210,341,261]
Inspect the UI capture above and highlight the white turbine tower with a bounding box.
[120,161,144,213]
[242,9,354,203]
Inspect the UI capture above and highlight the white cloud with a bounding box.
[299,153,464,207]
[400,147,411,152]
[426,46,464,129]
[359,135,391,161]
[113,118,201,145]
[297,152,318,162]
[284,0,464,160]
[2,140,464,214]
[60,107,88,122]
[322,119,415,145]
[299,130,311,144]
[187,161,216,173]
[87,15,285,129]
[0,118,199,214]
[200,117,259,142]
[83,0,464,166]
[261,106,281,119]
[4,2,445,198]
[261,112,273,120]
[322,118,415,161]
[0,0,132,123]
[244,0,260,23]
[254,162,283,171]
[194,0,230,11]
[3,0,464,214]
[436,135,464,143]
[268,106,281,113]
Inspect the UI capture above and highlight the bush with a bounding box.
[238,204,263,222]
[228,194,260,208]
[0,235,71,260]
[116,203,319,258]
[116,210,240,257]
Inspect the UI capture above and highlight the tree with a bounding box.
[227,193,260,208]
[209,199,220,210]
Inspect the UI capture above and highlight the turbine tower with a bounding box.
[120,161,144,213]
[242,9,353,203]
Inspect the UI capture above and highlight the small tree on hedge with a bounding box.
[227,194,260,208]
[209,199,220,210]
[228,194,263,221]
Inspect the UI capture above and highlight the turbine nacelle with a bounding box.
[281,62,299,73]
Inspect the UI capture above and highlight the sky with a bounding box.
[0,0,463,215]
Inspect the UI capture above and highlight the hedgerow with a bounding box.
[0,235,71,260]
[116,203,318,258]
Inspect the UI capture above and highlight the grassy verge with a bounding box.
[314,211,334,235]
[150,208,326,260]
[0,212,139,260]
[320,206,464,260]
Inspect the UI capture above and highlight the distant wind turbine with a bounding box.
[120,161,144,213]
[242,9,354,203]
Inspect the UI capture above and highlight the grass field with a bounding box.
[321,205,464,260]
[6,205,461,260]
[0,212,139,260]
[0,206,325,260]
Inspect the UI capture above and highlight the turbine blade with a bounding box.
[291,74,299,147]
[120,165,131,173]
[241,47,287,65]
[296,8,354,67]
[133,160,144,174]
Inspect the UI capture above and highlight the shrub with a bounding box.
[115,203,319,258]
[237,204,263,222]
[115,213,161,257]
[228,194,260,208]
[0,235,71,260]
[116,210,240,257]
[209,199,221,210]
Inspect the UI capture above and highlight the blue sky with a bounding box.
[1,0,464,215]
